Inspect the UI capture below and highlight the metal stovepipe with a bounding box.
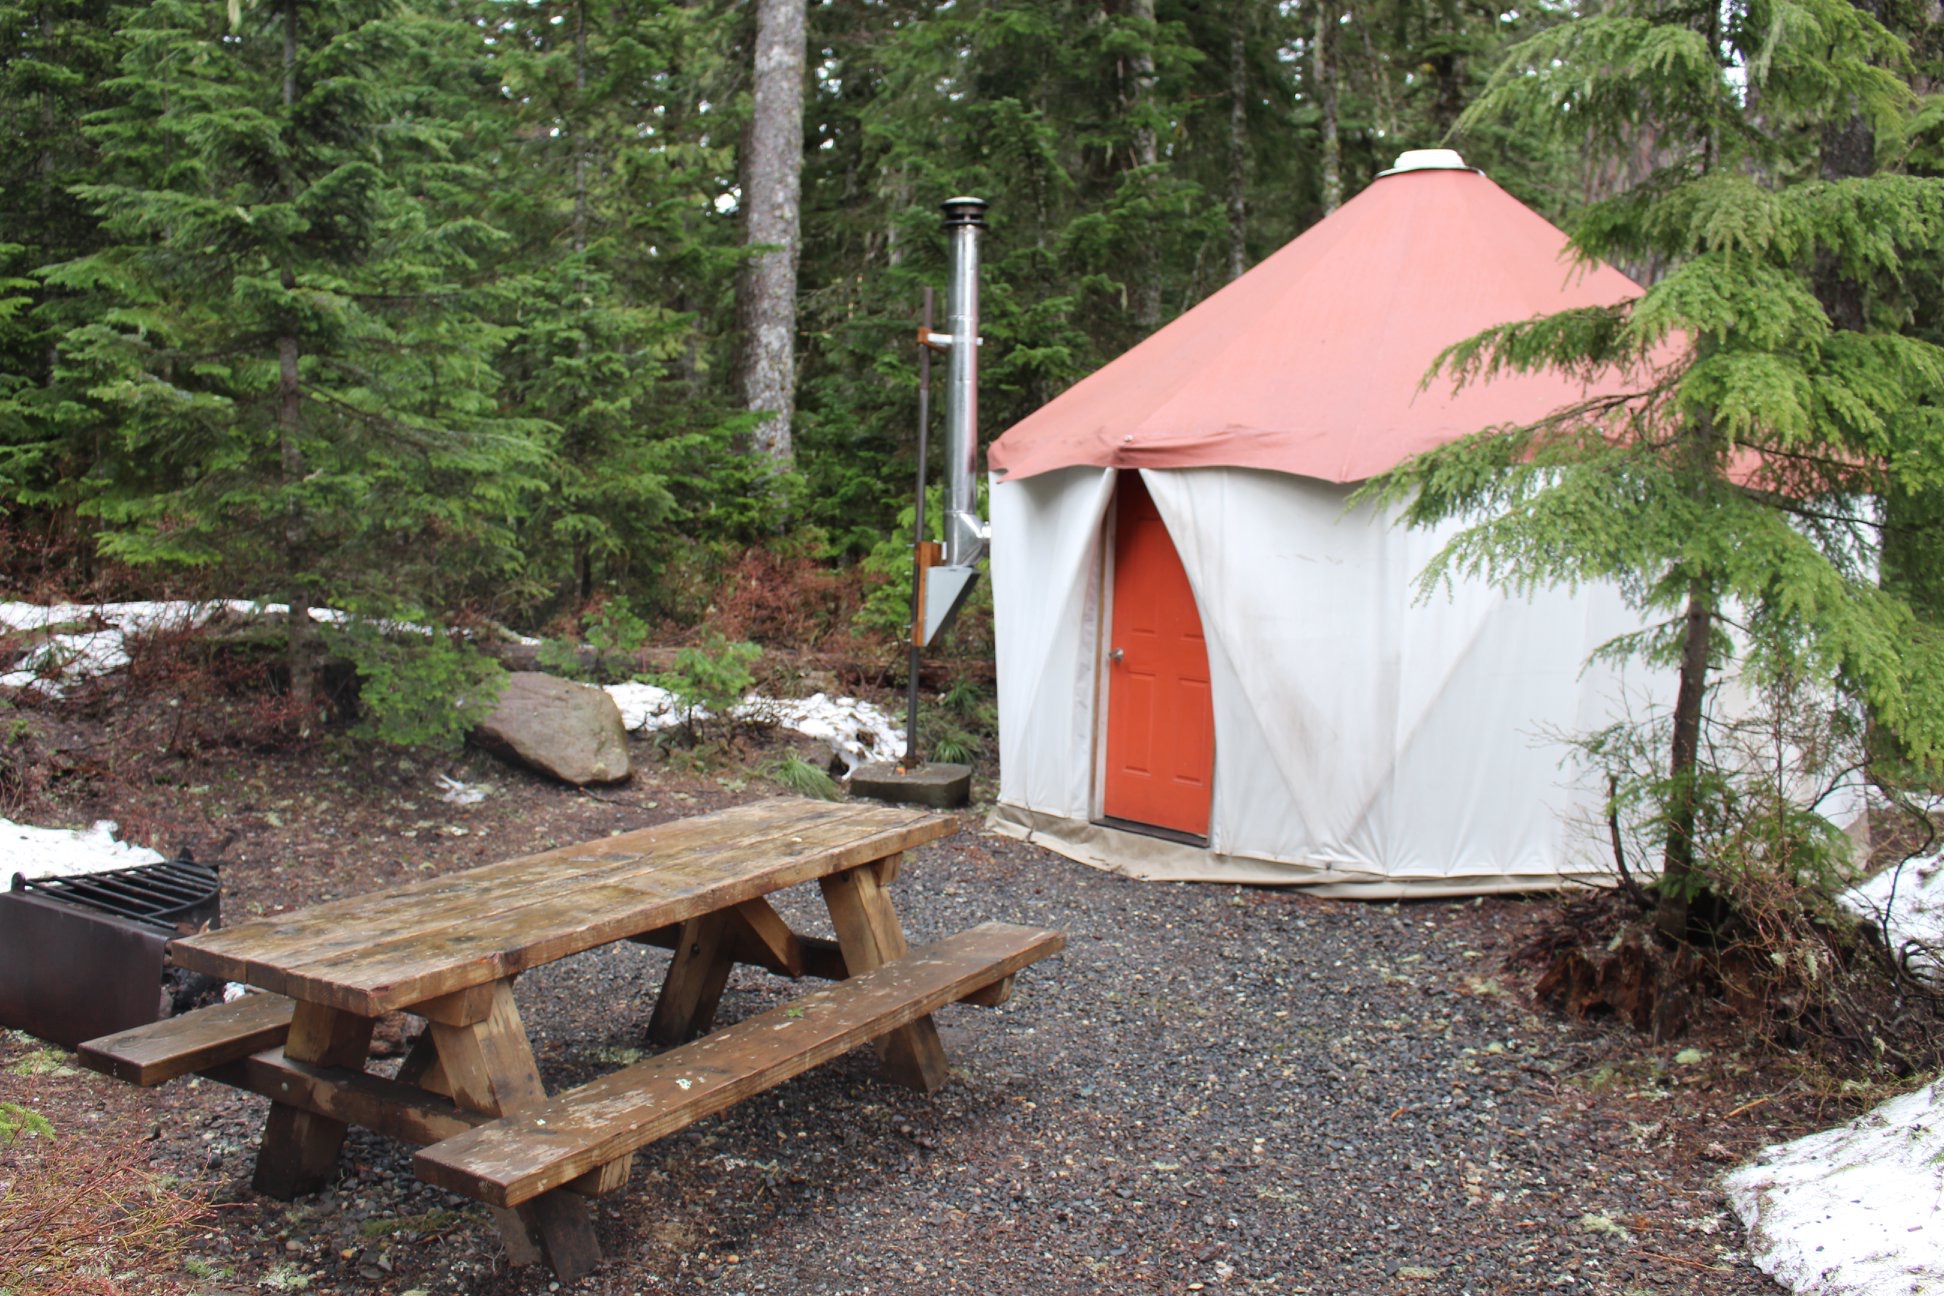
[941,197,987,567]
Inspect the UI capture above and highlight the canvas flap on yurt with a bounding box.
[985,153,1672,897]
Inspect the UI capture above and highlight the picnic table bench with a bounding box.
[77,797,1063,1282]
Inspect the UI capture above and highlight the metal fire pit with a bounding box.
[0,854,221,1048]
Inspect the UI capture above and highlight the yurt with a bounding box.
[985,150,1671,897]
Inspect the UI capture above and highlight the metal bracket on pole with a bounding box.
[921,564,981,646]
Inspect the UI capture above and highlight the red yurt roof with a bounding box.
[988,154,1648,484]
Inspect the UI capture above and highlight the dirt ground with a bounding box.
[0,681,1853,1296]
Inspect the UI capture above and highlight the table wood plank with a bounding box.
[413,923,1065,1208]
[178,799,929,973]
[78,992,297,1086]
[212,1048,486,1147]
[169,799,953,1015]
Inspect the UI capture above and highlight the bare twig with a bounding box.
[1608,773,1651,909]
[1631,1249,1731,1274]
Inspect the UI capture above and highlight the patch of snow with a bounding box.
[605,681,687,733]
[601,685,905,773]
[0,817,166,883]
[436,774,487,806]
[1841,850,1944,981]
[2,599,897,772]
[751,693,903,773]
[0,599,317,697]
[0,600,230,697]
[1725,1076,1944,1296]
[0,599,536,698]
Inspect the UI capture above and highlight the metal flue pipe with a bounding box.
[941,197,988,567]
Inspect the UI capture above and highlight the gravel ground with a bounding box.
[0,740,1807,1296]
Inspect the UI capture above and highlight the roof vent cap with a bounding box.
[1379,148,1473,176]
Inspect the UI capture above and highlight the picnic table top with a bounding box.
[167,797,955,1018]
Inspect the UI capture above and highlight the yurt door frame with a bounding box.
[1095,471,1216,842]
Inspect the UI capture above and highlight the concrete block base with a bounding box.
[848,761,973,810]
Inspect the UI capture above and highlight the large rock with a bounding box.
[472,672,630,786]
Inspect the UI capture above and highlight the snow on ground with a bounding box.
[1725,1077,1944,1296]
[604,680,686,733]
[1722,853,1944,1295]
[1842,849,1944,981]
[0,600,539,698]
[0,599,334,698]
[745,693,904,773]
[1,600,224,697]
[2,601,898,770]
[603,683,904,773]
[1,817,165,884]
[435,774,488,805]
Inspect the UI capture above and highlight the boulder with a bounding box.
[472,672,630,786]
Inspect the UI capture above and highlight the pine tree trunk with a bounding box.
[735,0,805,470]
[1129,0,1162,329]
[573,0,589,262]
[571,0,593,602]
[1314,1,1341,215]
[278,323,314,709]
[1814,0,1877,330]
[885,164,912,269]
[1355,12,1397,140]
[278,0,314,710]
[1226,16,1248,283]
[1656,581,1715,940]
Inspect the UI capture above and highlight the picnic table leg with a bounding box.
[252,1003,374,1199]
[818,854,952,1093]
[646,910,735,1044]
[427,980,601,1282]
[394,1027,451,1096]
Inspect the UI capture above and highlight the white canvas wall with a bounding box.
[989,465,1670,895]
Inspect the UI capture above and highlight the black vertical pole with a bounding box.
[905,287,934,768]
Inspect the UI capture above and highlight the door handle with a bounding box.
[1108,648,1124,663]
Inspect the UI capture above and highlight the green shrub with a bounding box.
[653,630,760,741]
[327,620,507,750]
[535,600,652,683]
[584,601,651,675]
[534,635,588,680]
[923,723,982,766]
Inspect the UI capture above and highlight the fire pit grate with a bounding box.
[0,853,223,1048]
[10,855,220,933]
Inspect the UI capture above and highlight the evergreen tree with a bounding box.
[1370,0,1944,937]
[792,0,1223,556]
[482,0,747,615]
[0,0,126,539]
[47,0,542,709]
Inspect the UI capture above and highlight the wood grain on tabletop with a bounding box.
[168,798,955,1014]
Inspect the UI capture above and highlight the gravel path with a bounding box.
[5,806,1791,1296]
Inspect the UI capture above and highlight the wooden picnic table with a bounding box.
[78,796,1063,1282]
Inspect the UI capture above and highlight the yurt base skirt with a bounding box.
[985,802,1621,900]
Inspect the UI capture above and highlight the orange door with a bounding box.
[1101,473,1215,837]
